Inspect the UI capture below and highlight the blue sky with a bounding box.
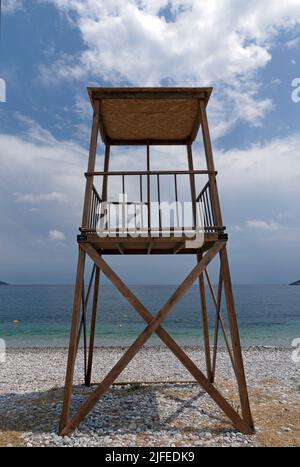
[0,0,300,284]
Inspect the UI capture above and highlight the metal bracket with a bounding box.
[77,233,88,242]
[218,233,228,241]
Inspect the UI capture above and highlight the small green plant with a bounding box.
[296,384,300,392]
[127,383,144,393]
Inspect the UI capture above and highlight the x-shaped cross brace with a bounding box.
[59,241,254,436]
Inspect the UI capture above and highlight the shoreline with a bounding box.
[3,343,295,351]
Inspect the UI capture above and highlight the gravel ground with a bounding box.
[0,346,299,447]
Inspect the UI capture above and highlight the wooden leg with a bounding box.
[210,268,222,380]
[59,246,86,433]
[205,268,236,380]
[220,245,254,431]
[196,251,213,382]
[76,265,96,354]
[81,282,88,382]
[85,266,100,386]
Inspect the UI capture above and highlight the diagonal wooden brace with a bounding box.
[60,241,254,436]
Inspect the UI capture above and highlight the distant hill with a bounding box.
[0,281,8,285]
[289,280,300,285]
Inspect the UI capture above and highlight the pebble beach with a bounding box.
[0,346,299,447]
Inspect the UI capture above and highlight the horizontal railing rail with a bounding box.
[85,170,217,177]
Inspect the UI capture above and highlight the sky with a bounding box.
[0,0,300,285]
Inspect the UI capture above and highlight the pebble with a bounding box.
[0,346,299,447]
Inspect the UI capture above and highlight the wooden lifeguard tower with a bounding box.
[59,87,254,436]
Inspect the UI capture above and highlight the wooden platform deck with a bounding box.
[78,231,226,255]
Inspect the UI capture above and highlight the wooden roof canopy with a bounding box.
[87,87,212,145]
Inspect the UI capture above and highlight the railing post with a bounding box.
[174,174,180,229]
[102,143,111,202]
[157,174,162,231]
[100,142,111,233]
[140,174,144,230]
[81,101,100,230]
[186,139,197,228]
[122,174,126,234]
[89,189,95,230]
[147,142,151,232]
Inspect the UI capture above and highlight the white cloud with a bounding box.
[0,122,85,235]
[0,122,87,282]
[211,133,300,249]
[0,79,6,103]
[215,134,300,189]
[73,95,92,120]
[246,220,282,231]
[49,229,66,241]
[285,37,300,49]
[16,114,61,146]
[2,0,24,14]
[14,191,67,204]
[235,217,299,232]
[42,0,300,135]
[270,78,282,86]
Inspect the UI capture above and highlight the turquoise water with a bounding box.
[0,285,299,348]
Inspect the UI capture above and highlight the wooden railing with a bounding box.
[88,185,102,231]
[83,170,223,235]
[196,181,215,232]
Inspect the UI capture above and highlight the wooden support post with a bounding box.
[60,101,100,432]
[85,266,100,387]
[220,246,254,430]
[59,247,86,432]
[199,101,222,226]
[196,251,213,382]
[186,140,197,227]
[97,100,107,144]
[209,268,223,379]
[81,281,88,380]
[206,267,236,379]
[81,101,100,230]
[147,142,151,231]
[102,143,111,202]
[76,265,96,354]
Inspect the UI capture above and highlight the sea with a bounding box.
[0,285,299,348]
